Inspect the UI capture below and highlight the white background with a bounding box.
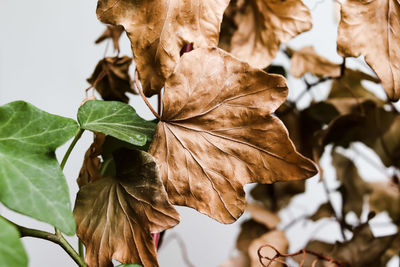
[0,0,398,266]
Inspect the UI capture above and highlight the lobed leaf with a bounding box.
[78,100,156,146]
[0,217,28,267]
[74,148,179,267]
[0,101,78,235]
[337,0,400,101]
[149,47,318,224]
[96,0,230,96]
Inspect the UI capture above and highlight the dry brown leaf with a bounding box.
[290,46,342,78]
[368,181,400,222]
[95,25,124,52]
[77,133,106,188]
[74,148,180,267]
[87,57,134,103]
[249,230,288,267]
[332,151,370,218]
[148,47,317,223]
[229,0,312,68]
[236,219,269,254]
[337,0,400,101]
[309,202,335,222]
[96,0,229,96]
[246,203,280,229]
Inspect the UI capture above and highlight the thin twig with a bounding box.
[134,70,161,120]
[257,244,346,267]
[162,232,195,267]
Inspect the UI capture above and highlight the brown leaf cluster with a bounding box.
[148,47,317,224]
[96,0,229,96]
[95,25,124,52]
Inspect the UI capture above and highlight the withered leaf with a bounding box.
[74,148,180,267]
[246,203,280,229]
[368,181,400,223]
[96,0,229,96]
[289,46,342,78]
[87,57,133,103]
[228,0,312,68]
[332,151,370,218]
[249,230,288,267]
[251,180,306,211]
[149,47,317,223]
[236,219,269,254]
[299,224,399,267]
[337,0,400,101]
[327,69,383,114]
[95,25,125,52]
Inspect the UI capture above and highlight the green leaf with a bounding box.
[0,101,79,235]
[0,217,28,267]
[77,100,156,146]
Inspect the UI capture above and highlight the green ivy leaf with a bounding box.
[0,217,28,267]
[0,101,79,235]
[77,100,156,146]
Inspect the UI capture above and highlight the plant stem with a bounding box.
[134,70,161,120]
[78,239,84,259]
[60,129,85,170]
[0,216,87,267]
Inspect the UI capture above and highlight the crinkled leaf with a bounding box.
[96,0,229,96]
[337,0,400,101]
[289,46,341,78]
[74,148,180,267]
[332,151,370,218]
[246,203,280,229]
[95,25,124,52]
[78,100,156,146]
[0,217,28,267]
[0,101,78,235]
[149,47,317,223]
[87,57,134,103]
[226,0,312,68]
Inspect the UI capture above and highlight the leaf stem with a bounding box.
[1,216,87,267]
[60,129,85,170]
[134,70,161,120]
[78,239,84,259]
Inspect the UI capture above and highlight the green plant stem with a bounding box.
[0,216,87,267]
[60,128,84,170]
[78,239,84,259]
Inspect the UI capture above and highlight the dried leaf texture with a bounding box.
[249,230,288,267]
[87,57,133,103]
[290,46,341,78]
[96,0,229,96]
[230,0,312,68]
[149,47,318,224]
[74,149,179,267]
[337,0,400,101]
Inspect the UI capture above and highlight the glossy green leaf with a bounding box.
[78,100,156,146]
[0,101,79,235]
[0,217,28,267]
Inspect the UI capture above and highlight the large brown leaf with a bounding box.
[74,148,180,267]
[96,0,229,96]
[228,0,312,68]
[337,0,400,101]
[148,47,318,224]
